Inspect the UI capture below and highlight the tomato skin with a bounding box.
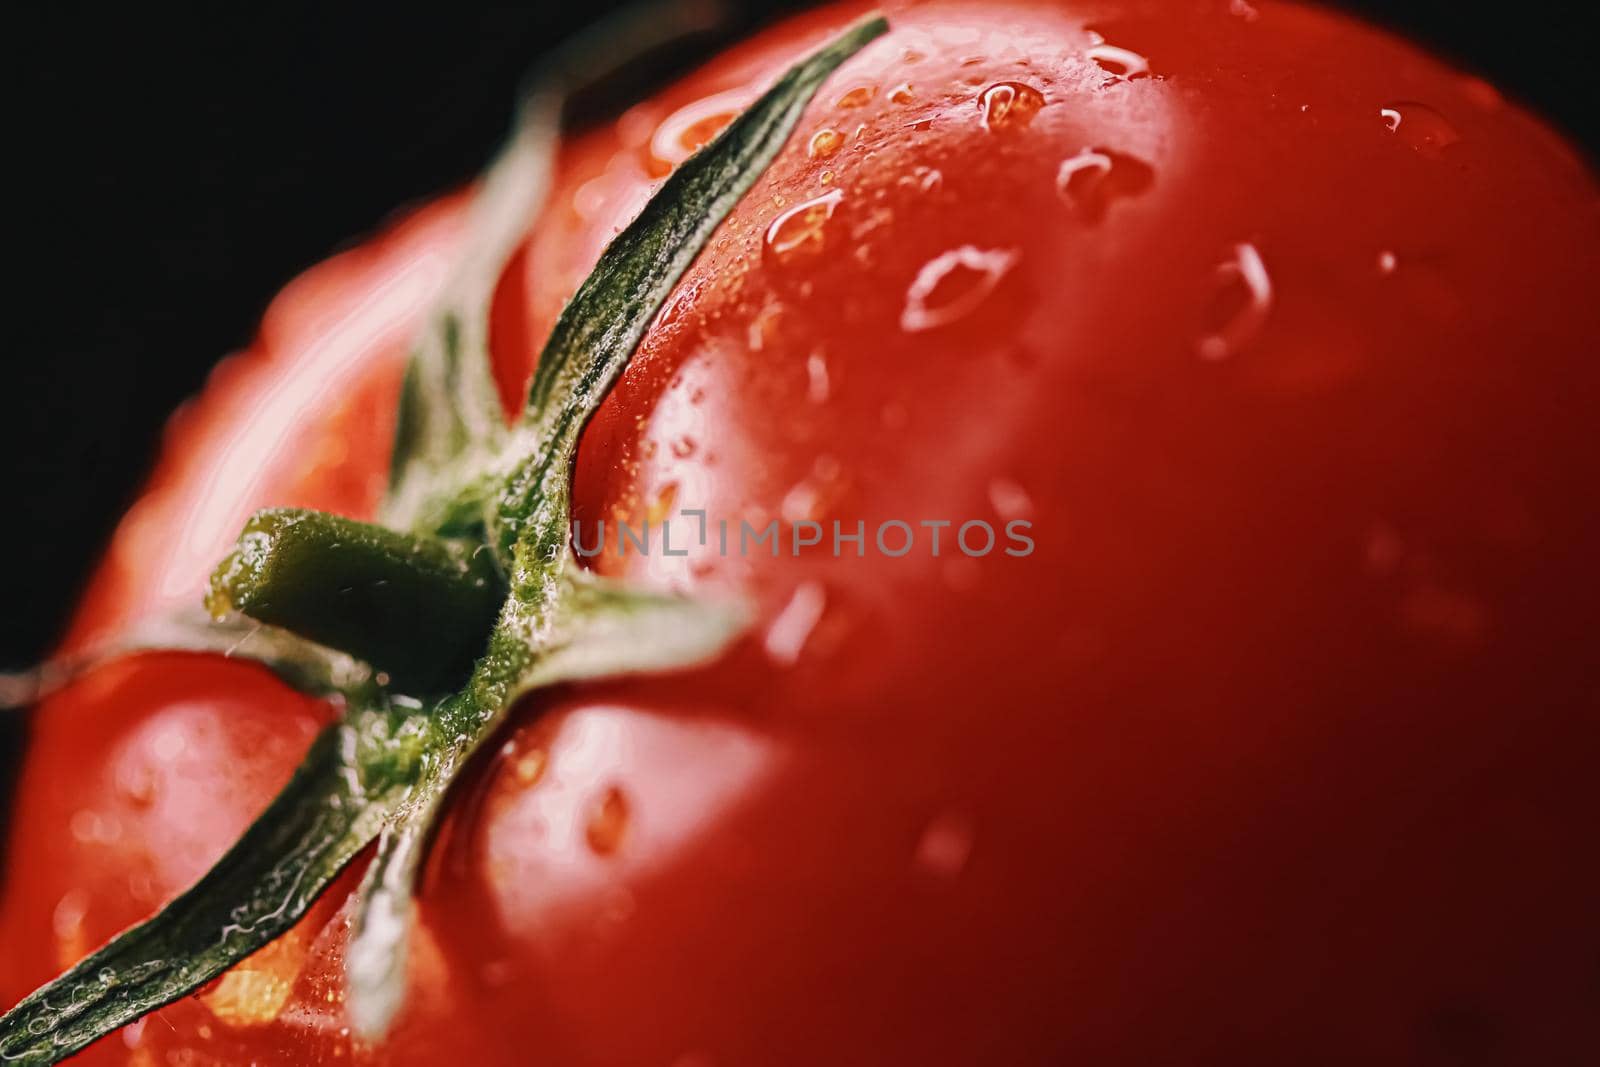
[6,2,1600,1064]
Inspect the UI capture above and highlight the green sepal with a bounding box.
[0,701,419,1066]
[344,571,745,1037]
[0,12,890,1061]
[0,610,376,711]
[384,0,731,536]
[341,14,888,1035]
[490,12,892,569]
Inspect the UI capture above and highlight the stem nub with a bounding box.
[208,508,505,692]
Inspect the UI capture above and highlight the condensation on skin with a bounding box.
[836,85,877,109]
[808,127,845,159]
[1198,243,1273,360]
[987,477,1034,522]
[1380,101,1461,158]
[52,890,92,972]
[900,247,1020,333]
[764,581,827,667]
[764,190,845,265]
[647,89,751,175]
[1051,145,1156,221]
[1056,149,1113,201]
[1085,30,1151,80]
[502,738,547,788]
[806,351,831,404]
[978,82,1046,130]
[472,709,778,943]
[200,930,308,1027]
[585,786,632,855]
[915,810,976,877]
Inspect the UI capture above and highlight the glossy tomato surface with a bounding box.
[5,2,1599,1063]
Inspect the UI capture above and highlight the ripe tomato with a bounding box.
[5,1,1598,1063]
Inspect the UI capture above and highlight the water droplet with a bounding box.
[670,436,697,460]
[888,82,915,104]
[480,960,516,989]
[1380,102,1460,158]
[1377,250,1399,275]
[202,970,294,1027]
[978,82,1046,130]
[52,890,89,945]
[586,786,631,855]
[836,85,876,109]
[116,761,158,807]
[648,89,749,176]
[900,246,1020,333]
[779,457,841,523]
[1055,147,1155,220]
[1057,149,1111,191]
[780,479,822,524]
[128,871,155,903]
[809,127,843,159]
[121,1018,147,1051]
[511,748,546,787]
[987,477,1034,521]
[806,351,831,404]
[748,303,783,351]
[763,189,844,266]
[765,582,827,667]
[915,811,975,877]
[571,176,610,222]
[647,482,679,525]
[70,809,107,844]
[151,726,187,762]
[1197,243,1272,360]
[201,934,305,1027]
[1086,34,1151,79]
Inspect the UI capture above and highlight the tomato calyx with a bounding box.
[0,14,890,1064]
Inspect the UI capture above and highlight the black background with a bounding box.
[0,2,1593,763]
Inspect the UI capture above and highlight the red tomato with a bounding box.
[5,2,1598,1063]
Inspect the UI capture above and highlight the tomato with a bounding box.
[5,1,1598,1063]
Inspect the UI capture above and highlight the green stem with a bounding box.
[208,508,506,692]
